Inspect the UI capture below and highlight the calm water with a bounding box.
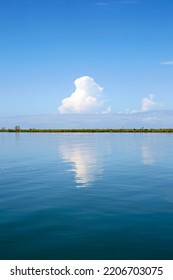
[0,133,173,260]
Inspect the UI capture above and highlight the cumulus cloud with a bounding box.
[141,95,162,112]
[125,94,163,114]
[58,76,107,114]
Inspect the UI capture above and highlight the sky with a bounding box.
[0,0,173,126]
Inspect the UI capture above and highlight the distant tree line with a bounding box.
[1,127,173,133]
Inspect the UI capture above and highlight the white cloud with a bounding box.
[161,61,173,65]
[141,95,162,112]
[126,95,163,114]
[58,76,105,114]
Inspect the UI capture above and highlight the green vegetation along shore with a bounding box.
[1,127,173,133]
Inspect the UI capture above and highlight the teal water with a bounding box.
[0,133,173,260]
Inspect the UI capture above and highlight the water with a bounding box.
[0,133,173,260]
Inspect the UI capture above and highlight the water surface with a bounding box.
[0,133,173,259]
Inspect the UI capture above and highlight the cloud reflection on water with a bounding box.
[59,139,103,187]
[141,134,163,166]
[141,143,155,165]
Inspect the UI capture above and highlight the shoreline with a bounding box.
[1,128,173,133]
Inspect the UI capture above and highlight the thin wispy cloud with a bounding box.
[161,61,173,65]
[96,0,138,6]
[141,95,163,112]
[24,0,34,4]
[102,106,112,114]
[117,0,138,4]
[95,2,110,6]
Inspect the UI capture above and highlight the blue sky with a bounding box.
[0,0,173,120]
